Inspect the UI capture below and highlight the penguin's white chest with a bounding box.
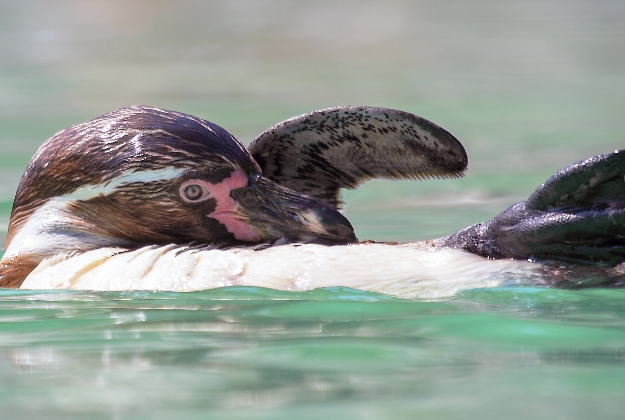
[20,243,539,298]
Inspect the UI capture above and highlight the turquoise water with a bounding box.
[2,287,625,419]
[2,0,625,418]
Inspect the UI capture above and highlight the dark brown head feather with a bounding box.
[6,106,259,248]
[13,105,258,212]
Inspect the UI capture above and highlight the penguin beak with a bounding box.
[230,174,357,244]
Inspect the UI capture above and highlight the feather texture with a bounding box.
[248,106,468,209]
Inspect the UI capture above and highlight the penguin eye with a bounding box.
[179,180,212,203]
[183,185,204,200]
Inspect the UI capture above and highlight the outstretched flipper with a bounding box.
[248,106,467,209]
[440,150,625,265]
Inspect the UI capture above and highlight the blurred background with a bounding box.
[1,0,625,247]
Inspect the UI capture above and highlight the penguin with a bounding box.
[3,105,625,296]
[0,105,466,289]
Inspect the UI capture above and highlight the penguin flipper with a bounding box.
[526,150,625,211]
[443,149,625,265]
[248,106,467,210]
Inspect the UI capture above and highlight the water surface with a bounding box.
[2,287,625,419]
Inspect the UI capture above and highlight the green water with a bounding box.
[2,0,625,418]
[2,287,625,419]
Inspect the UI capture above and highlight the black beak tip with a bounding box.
[312,202,358,243]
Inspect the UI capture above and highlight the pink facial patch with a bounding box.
[199,170,261,242]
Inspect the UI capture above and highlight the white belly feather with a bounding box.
[20,243,540,298]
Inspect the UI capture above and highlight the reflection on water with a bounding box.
[2,0,625,418]
[2,287,625,419]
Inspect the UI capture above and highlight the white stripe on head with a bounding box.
[3,200,111,258]
[4,167,186,259]
[64,167,186,201]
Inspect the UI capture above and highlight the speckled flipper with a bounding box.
[440,149,625,265]
[248,106,468,209]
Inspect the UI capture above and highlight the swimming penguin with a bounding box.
[2,106,624,296]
